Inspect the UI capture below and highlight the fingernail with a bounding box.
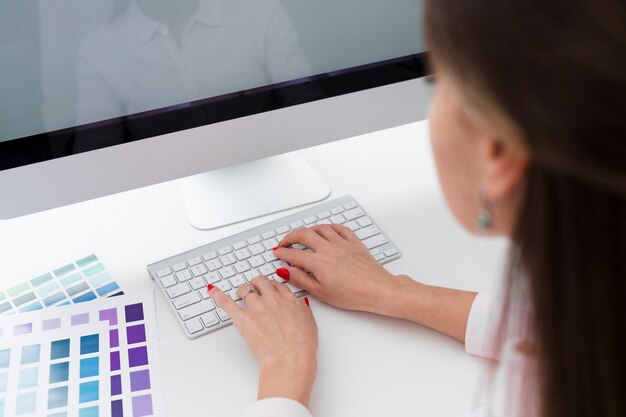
[207,284,215,291]
[272,247,279,251]
[276,268,290,280]
[304,297,310,307]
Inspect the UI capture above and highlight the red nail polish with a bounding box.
[304,297,310,307]
[272,247,279,251]
[276,268,290,280]
[207,284,215,291]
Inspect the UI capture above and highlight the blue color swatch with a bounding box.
[50,339,70,360]
[80,334,99,355]
[18,367,38,389]
[16,392,36,415]
[79,406,99,417]
[49,362,70,383]
[48,386,69,409]
[0,349,10,368]
[80,357,99,378]
[20,344,40,365]
[79,381,99,403]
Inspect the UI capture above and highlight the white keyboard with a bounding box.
[147,195,401,339]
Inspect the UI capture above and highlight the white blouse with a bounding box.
[240,292,539,417]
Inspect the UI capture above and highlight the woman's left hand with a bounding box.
[208,276,318,407]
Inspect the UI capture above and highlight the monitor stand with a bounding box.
[180,152,331,230]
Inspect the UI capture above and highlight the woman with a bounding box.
[208,0,626,416]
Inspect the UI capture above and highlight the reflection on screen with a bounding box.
[0,0,424,142]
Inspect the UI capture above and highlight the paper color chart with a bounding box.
[0,292,165,417]
[0,255,124,316]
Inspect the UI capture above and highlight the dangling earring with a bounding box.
[476,182,495,231]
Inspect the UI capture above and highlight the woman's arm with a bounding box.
[274,224,477,342]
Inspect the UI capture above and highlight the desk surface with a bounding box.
[0,120,508,417]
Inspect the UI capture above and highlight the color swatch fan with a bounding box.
[0,292,165,417]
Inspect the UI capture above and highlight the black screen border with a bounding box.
[0,53,427,171]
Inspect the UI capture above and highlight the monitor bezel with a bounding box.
[0,53,427,171]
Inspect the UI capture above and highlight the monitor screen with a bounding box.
[0,0,426,168]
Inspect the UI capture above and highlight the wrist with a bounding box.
[371,274,426,318]
[258,354,317,407]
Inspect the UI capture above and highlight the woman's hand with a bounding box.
[208,276,318,407]
[273,224,403,315]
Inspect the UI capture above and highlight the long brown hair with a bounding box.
[424,1,626,416]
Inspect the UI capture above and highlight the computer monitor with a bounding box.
[0,0,430,229]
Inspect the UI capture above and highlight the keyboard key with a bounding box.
[176,270,193,282]
[243,270,260,281]
[259,264,275,276]
[172,263,187,272]
[220,254,237,266]
[262,251,278,263]
[344,208,365,221]
[249,256,264,268]
[185,318,204,334]
[215,281,231,292]
[188,257,203,267]
[357,216,373,227]
[355,226,380,240]
[227,290,241,301]
[233,241,247,250]
[384,248,399,257]
[345,221,360,231]
[317,219,332,225]
[247,235,262,245]
[218,246,233,255]
[370,248,382,256]
[160,275,177,288]
[234,261,250,273]
[289,220,304,229]
[191,264,208,277]
[201,290,211,300]
[272,260,288,269]
[220,266,236,279]
[200,312,220,328]
[375,253,385,262]
[179,300,215,321]
[156,268,172,278]
[362,234,389,250]
[205,272,221,284]
[317,211,331,219]
[229,275,247,288]
[167,283,191,298]
[217,308,231,322]
[262,230,276,239]
[330,214,346,224]
[331,206,345,214]
[235,249,251,261]
[275,225,290,235]
[304,216,317,225]
[203,252,218,261]
[263,238,279,251]
[189,276,207,290]
[172,292,201,310]
[249,244,265,255]
[206,260,222,272]
[344,202,358,210]
[285,283,304,294]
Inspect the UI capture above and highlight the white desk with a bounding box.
[0,120,508,417]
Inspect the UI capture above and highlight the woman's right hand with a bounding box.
[274,224,404,315]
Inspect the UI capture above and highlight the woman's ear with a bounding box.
[481,134,529,202]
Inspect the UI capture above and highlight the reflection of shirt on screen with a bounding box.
[76,0,311,126]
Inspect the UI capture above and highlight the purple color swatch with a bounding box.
[130,370,151,392]
[43,318,61,330]
[110,329,119,348]
[14,323,33,335]
[132,394,153,417]
[71,313,89,326]
[128,346,148,367]
[124,303,144,323]
[126,324,146,345]
[111,374,122,396]
[112,399,124,417]
[110,351,121,371]
[99,308,118,325]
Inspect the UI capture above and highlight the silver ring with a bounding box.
[242,284,256,302]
